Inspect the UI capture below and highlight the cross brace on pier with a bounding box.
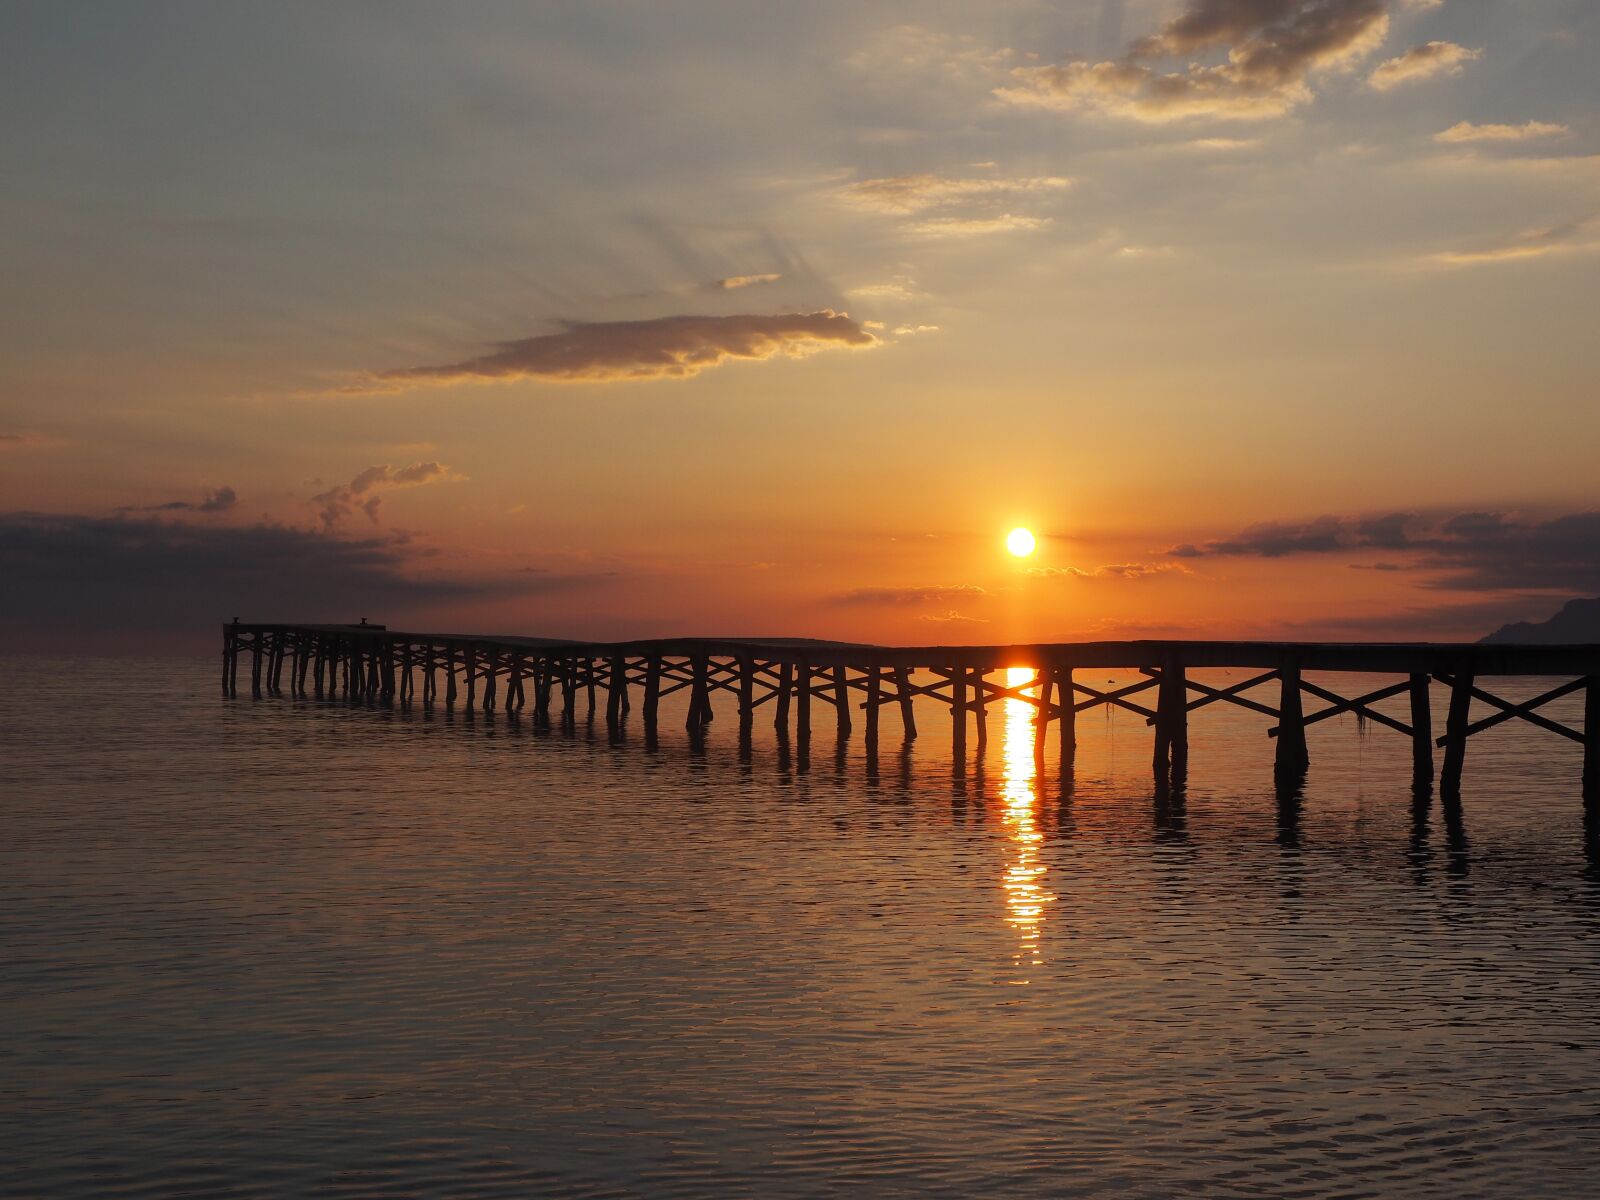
[224,623,1600,803]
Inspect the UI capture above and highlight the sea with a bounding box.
[4,654,1598,1197]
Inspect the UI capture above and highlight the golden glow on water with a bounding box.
[1000,666,1054,968]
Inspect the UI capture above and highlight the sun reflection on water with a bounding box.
[1000,666,1055,969]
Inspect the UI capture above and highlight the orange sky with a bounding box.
[2,1,1597,650]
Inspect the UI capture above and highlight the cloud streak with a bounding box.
[366,312,875,390]
[840,173,1071,215]
[907,214,1053,238]
[1028,561,1190,580]
[713,273,781,290]
[998,0,1393,122]
[1368,41,1480,90]
[1434,120,1568,144]
[1171,509,1600,594]
[1426,214,1600,267]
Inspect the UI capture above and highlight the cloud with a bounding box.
[1171,514,1355,557]
[120,486,238,515]
[1028,562,1190,580]
[713,273,781,290]
[834,584,987,606]
[1426,214,1600,267]
[840,173,1071,215]
[1421,511,1600,593]
[1368,41,1480,90]
[847,278,919,301]
[1173,509,1600,594]
[998,0,1392,122]
[908,214,1053,237]
[920,609,988,625]
[1170,513,1406,558]
[1182,136,1265,150]
[1434,120,1568,144]
[838,173,1066,240]
[0,512,598,649]
[311,462,458,528]
[365,312,875,390]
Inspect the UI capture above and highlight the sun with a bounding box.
[1006,527,1037,558]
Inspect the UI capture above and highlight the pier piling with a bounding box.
[223,625,1600,807]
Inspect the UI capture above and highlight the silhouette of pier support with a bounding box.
[224,625,1600,806]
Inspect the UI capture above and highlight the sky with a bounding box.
[2,0,1597,651]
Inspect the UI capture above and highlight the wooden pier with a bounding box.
[223,623,1600,802]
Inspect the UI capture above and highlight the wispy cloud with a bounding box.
[1434,120,1568,144]
[907,214,1053,238]
[840,173,1071,215]
[1426,214,1600,267]
[1368,41,1480,90]
[920,609,988,625]
[847,277,919,301]
[312,462,459,529]
[998,0,1392,122]
[712,273,781,290]
[1028,561,1190,580]
[362,312,876,390]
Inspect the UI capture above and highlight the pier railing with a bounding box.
[223,623,1600,802]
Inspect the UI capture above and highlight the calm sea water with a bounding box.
[4,654,1599,1197]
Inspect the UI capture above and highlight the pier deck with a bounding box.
[224,624,1600,802]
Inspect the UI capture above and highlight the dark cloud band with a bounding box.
[368,311,875,389]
